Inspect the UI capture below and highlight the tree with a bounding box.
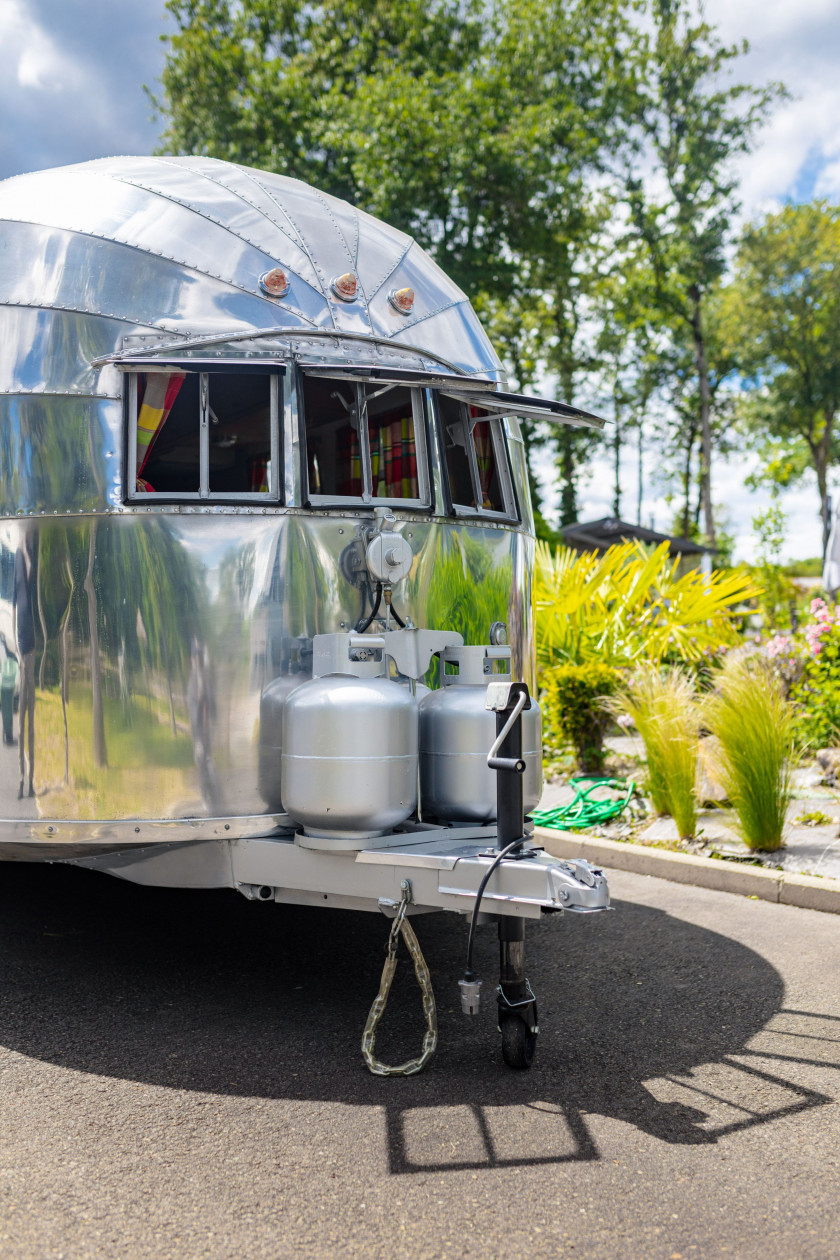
[725,201,840,535]
[624,0,780,547]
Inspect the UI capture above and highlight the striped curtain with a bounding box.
[373,417,417,498]
[135,373,185,490]
[470,411,495,509]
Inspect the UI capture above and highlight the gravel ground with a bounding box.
[0,862,838,1258]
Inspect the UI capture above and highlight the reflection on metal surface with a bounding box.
[0,512,531,847]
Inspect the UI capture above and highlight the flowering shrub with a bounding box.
[803,598,840,655]
[764,632,804,698]
[785,599,840,748]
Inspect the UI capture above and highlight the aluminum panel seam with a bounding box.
[0,215,324,327]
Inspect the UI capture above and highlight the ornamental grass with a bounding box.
[610,666,699,839]
[702,655,796,852]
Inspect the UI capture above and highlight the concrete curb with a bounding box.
[534,826,840,915]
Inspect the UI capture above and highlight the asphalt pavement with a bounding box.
[0,862,838,1258]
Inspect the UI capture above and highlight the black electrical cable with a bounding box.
[464,837,526,980]
[356,582,383,633]
[355,584,369,631]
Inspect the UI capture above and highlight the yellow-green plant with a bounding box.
[534,540,761,669]
[541,662,620,772]
[610,666,699,838]
[702,656,796,852]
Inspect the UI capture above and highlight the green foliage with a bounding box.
[725,201,840,522]
[540,662,619,773]
[703,656,796,852]
[534,539,761,669]
[751,500,795,630]
[783,558,823,578]
[794,810,833,828]
[610,665,698,838]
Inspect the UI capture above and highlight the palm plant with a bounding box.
[702,655,796,852]
[610,665,699,839]
[534,540,761,669]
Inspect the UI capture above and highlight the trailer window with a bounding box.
[128,370,281,502]
[438,394,515,518]
[302,375,428,506]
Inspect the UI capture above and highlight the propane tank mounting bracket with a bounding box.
[312,628,464,681]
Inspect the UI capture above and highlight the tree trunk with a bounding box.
[681,418,698,537]
[637,423,643,526]
[559,428,577,526]
[612,400,622,519]
[84,522,107,768]
[809,427,833,555]
[689,291,716,547]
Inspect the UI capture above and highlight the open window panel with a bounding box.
[128,369,282,502]
[301,372,430,508]
[438,394,518,519]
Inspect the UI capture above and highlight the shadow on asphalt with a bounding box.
[0,863,831,1174]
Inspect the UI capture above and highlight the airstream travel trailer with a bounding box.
[0,157,609,1070]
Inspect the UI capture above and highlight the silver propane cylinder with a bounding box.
[281,633,418,839]
[419,645,543,823]
[257,674,306,812]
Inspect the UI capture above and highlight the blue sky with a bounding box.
[2,0,839,560]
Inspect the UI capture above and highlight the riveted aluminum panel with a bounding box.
[0,306,128,397]
[0,395,121,515]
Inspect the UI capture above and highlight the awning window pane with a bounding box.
[439,393,475,506]
[302,375,363,497]
[469,406,504,512]
[208,373,272,494]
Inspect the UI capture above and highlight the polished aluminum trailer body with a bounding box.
[0,157,606,923]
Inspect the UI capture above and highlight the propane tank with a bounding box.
[419,645,542,823]
[257,674,306,812]
[281,633,418,838]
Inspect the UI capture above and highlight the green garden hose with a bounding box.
[531,776,636,831]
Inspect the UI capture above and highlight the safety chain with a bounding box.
[361,880,438,1077]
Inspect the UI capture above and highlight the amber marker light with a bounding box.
[388,286,415,315]
[259,267,290,298]
[330,272,358,302]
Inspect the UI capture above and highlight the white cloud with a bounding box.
[705,0,840,214]
[0,0,82,92]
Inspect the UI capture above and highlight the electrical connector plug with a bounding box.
[459,972,482,1016]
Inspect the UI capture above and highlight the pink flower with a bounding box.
[766,634,792,658]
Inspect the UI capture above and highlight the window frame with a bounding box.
[435,392,520,523]
[124,363,284,505]
[298,367,433,511]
